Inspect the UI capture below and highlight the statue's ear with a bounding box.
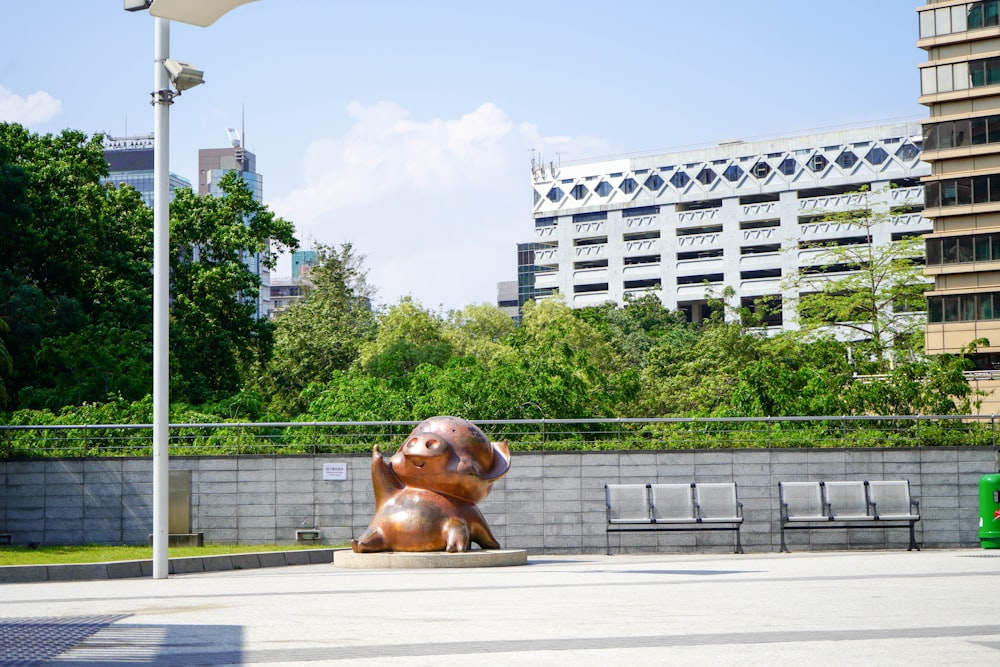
[482,440,510,481]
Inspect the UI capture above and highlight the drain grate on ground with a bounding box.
[0,615,129,667]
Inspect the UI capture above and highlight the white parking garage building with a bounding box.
[527,121,930,331]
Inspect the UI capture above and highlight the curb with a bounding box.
[0,548,336,583]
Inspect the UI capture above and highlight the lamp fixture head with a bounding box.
[163,59,204,93]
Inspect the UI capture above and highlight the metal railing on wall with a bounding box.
[0,415,997,458]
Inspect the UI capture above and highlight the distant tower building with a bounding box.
[198,129,270,319]
[292,249,319,282]
[918,2,1000,413]
[102,133,191,207]
[496,280,519,320]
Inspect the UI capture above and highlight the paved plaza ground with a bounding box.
[1,548,999,665]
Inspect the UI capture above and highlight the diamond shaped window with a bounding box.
[669,171,690,188]
[620,178,638,194]
[644,174,664,191]
[896,143,920,161]
[595,181,612,197]
[547,187,564,202]
[865,147,888,165]
[723,164,744,182]
[836,150,858,169]
[751,161,771,178]
[807,154,828,172]
[778,157,798,175]
[571,184,589,200]
[696,167,716,185]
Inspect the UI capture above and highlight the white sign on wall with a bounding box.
[322,462,348,481]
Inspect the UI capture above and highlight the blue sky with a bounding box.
[0,1,927,311]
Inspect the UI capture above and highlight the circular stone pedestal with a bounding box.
[333,548,528,569]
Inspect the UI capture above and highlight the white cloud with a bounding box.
[0,85,61,126]
[271,101,611,311]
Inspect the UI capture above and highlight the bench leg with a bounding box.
[780,523,790,553]
[735,527,744,554]
[908,522,919,551]
[606,529,611,556]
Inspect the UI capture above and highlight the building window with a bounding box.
[807,154,828,172]
[723,164,744,182]
[836,150,858,169]
[778,157,798,175]
[570,184,588,200]
[677,248,723,260]
[624,278,661,289]
[864,146,888,165]
[574,283,608,294]
[677,224,722,236]
[620,178,638,194]
[547,187,564,202]
[923,114,1000,151]
[624,254,660,265]
[595,181,612,196]
[896,143,920,161]
[926,233,1000,265]
[696,167,717,184]
[572,211,607,223]
[741,243,781,255]
[644,174,664,191]
[669,171,690,188]
[924,172,1000,208]
[623,230,660,241]
[969,1,1000,30]
[574,259,608,269]
[751,161,771,178]
[676,273,723,285]
[928,292,1000,323]
[622,205,660,217]
[740,268,781,280]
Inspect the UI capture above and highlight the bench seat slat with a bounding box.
[694,483,744,523]
[824,481,873,521]
[650,483,696,523]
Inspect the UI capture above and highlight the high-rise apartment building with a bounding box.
[198,131,270,319]
[918,0,1000,411]
[525,122,930,332]
[102,133,191,207]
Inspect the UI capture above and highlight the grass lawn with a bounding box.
[0,543,338,567]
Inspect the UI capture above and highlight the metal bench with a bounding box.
[778,480,920,552]
[605,482,744,554]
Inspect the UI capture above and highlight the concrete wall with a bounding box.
[1,447,997,553]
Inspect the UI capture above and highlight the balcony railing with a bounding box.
[1,415,995,457]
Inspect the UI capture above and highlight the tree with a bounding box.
[168,172,297,401]
[0,124,156,410]
[357,297,453,382]
[574,294,692,369]
[443,303,516,366]
[0,318,11,408]
[264,244,376,415]
[791,185,930,373]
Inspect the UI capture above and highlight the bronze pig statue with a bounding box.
[351,416,510,553]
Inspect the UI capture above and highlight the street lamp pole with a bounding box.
[151,14,171,580]
[126,0,257,580]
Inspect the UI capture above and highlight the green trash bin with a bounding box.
[979,474,1000,549]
